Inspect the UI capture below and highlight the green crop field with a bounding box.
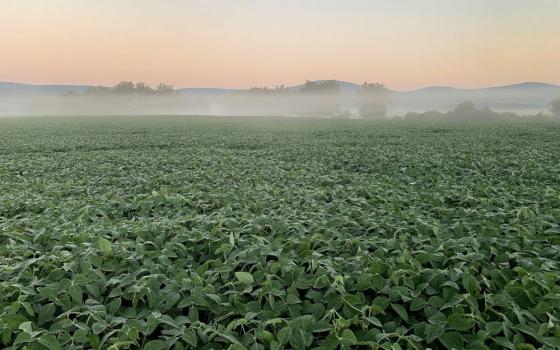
[1,116,560,350]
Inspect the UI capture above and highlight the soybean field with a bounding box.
[1,116,560,350]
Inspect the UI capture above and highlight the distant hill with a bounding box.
[486,82,558,90]
[0,82,90,96]
[390,82,560,114]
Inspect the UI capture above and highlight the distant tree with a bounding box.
[156,83,174,94]
[359,82,390,119]
[64,81,175,101]
[135,82,155,94]
[360,104,387,119]
[362,82,388,92]
[552,97,560,119]
[452,101,477,118]
[300,80,339,94]
[404,110,445,121]
[84,85,111,95]
[297,80,340,116]
[247,87,271,94]
[113,81,136,94]
[403,101,535,121]
[451,101,501,120]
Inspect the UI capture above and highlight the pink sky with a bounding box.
[1,0,559,90]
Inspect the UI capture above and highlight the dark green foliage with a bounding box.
[1,117,560,349]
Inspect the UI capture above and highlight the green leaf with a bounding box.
[38,303,56,326]
[492,337,514,350]
[439,331,464,350]
[19,321,32,334]
[356,273,372,290]
[391,303,408,322]
[289,329,313,350]
[286,293,301,304]
[426,323,446,343]
[69,285,83,304]
[341,329,357,345]
[38,287,58,300]
[277,327,291,345]
[216,332,243,346]
[447,313,474,331]
[229,345,248,350]
[515,324,542,342]
[97,237,113,255]
[410,297,426,311]
[365,316,382,328]
[485,321,504,336]
[234,271,254,285]
[21,302,34,316]
[38,334,62,350]
[182,328,197,347]
[107,342,135,350]
[107,297,122,314]
[143,339,167,350]
[256,330,275,343]
[13,332,31,345]
[92,321,108,334]
[322,334,339,350]
[461,273,480,295]
[542,337,560,348]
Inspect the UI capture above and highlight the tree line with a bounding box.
[62,80,560,120]
[226,80,391,118]
[68,81,176,96]
[404,101,553,121]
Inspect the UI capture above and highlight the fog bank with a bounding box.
[0,80,558,118]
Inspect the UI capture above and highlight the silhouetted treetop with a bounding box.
[156,83,174,94]
[83,81,175,96]
[362,82,389,93]
[300,80,339,94]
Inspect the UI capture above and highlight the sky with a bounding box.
[0,0,559,90]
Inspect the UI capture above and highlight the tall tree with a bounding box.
[135,82,155,94]
[156,83,174,94]
[298,80,340,117]
[359,82,390,119]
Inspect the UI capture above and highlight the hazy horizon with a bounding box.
[1,79,559,92]
[1,0,559,90]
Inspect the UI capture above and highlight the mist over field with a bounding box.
[1,80,559,119]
